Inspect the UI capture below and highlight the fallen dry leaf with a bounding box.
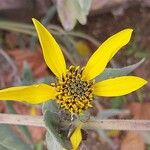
[28,127,46,142]
[128,102,150,119]
[13,102,44,142]
[121,131,145,150]
[8,48,49,78]
[0,101,5,113]
[121,102,150,150]
[5,33,18,49]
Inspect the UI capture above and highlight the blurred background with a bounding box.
[0,0,150,150]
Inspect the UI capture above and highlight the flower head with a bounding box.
[54,66,94,113]
[0,18,147,114]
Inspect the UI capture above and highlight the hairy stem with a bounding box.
[85,119,150,131]
[0,113,44,127]
[1,113,150,130]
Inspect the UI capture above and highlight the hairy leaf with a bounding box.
[42,100,59,113]
[0,125,32,150]
[56,0,92,30]
[44,111,71,149]
[96,58,145,82]
[6,101,32,142]
[46,132,63,150]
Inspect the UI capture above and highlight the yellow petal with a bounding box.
[70,126,82,150]
[75,41,90,56]
[0,84,56,104]
[82,29,133,80]
[93,76,147,97]
[30,106,37,116]
[32,18,66,79]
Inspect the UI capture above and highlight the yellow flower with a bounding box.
[0,19,147,114]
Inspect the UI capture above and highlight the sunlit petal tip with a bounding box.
[93,76,147,97]
[124,28,133,33]
[82,28,134,81]
[32,18,36,23]
[0,84,57,104]
[120,28,133,40]
[32,18,66,79]
[141,79,148,85]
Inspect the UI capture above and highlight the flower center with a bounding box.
[55,66,95,113]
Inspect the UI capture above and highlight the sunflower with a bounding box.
[0,18,147,150]
[0,18,147,114]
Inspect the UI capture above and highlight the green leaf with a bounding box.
[96,129,116,149]
[36,75,55,84]
[0,125,33,150]
[56,0,77,31]
[78,111,90,122]
[44,111,71,149]
[96,58,145,82]
[141,131,150,145]
[46,132,63,150]
[0,144,9,150]
[21,62,55,85]
[34,141,43,150]
[73,1,86,25]
[6,101,33,142]
[42,100,59,114]
[56,0,92,30]
[76,0,92,15]
[21,62,35,85]
[111,97,125,109]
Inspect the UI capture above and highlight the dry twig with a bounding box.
[0,113,150,131]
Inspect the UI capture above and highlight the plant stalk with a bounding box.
[85,119,150,131]
[0,113,44,127]
[1,113,150,130]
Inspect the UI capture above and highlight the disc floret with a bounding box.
[55,66,95,113]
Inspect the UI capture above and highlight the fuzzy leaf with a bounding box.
[42,100,59,113]
[77,0,92,13]
[96,58,145,82]
[6,101,32,142]
[141,131,150,145]
[96,129,117,149]
[0,145,10,150]
[44,111,71,149]
[0,125,33,150]
[46,132,63,150]
[111,97,125,109]
[56,0,77,31]
[56,0,92,30]
[21,62,35,85]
